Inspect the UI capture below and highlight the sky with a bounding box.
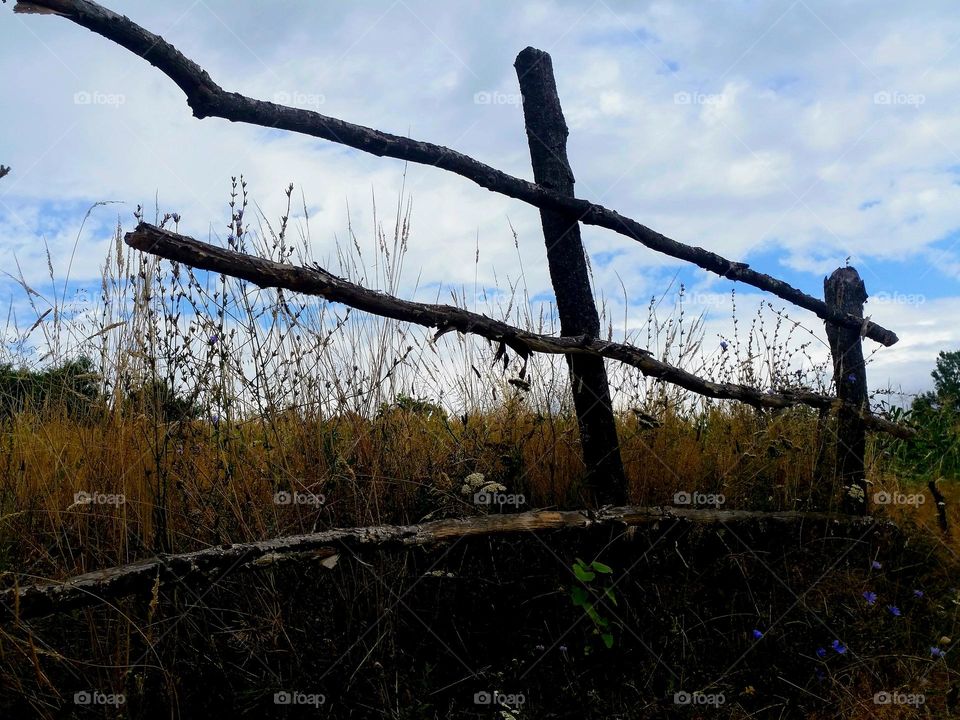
[1,0,959,399]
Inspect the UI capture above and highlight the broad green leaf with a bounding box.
[591,560,613,574]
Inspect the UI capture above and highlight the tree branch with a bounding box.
[0,165,9,180]
[0,505,892,622]
[124,223,913,438]
[10,0,898,347]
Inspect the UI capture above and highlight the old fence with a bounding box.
[0,0,923,622]
[10,0,913,512]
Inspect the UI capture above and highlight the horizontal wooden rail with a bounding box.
[0,505,893,622]
[10,0,898,347]
[125,224,913,438]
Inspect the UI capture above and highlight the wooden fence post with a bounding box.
[514,47,627,505]
[824,266,869,514]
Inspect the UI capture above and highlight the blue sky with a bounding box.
[1,0,959,396]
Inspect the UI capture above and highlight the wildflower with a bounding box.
[863,591,877,605]
[887,605,901,617]
[814,669,826,681]
[931,647,945,658]
[871,560,882,570]
[847,373,857,383]
[720,340,729,351]
[914,589,924,599]
[831,639,847,654]
[752,629,763,639]
[816,647,827,659]
[209,334,218,345]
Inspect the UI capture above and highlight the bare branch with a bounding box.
[0,504,892,622]
[124,223,913,438]
[10,0,898,346]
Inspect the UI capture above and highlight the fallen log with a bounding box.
[0,506,893,622]
[124,223,915,438]
[8,0,899,347]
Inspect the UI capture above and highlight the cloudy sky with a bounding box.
[1,0,958,398]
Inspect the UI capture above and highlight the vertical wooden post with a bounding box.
[514,47,626,506]
[824,267,869,514]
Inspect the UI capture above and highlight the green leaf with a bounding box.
[601,632,615,649]
[591,560,613,574]
[570,586,588,607]
[604,587,618,606]
[573,564,596,583]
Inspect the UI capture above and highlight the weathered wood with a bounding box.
[515,47,625,504]
[825,267,869,514]
[9,0,899,347]
[123,224,914,437]
[0,505,893,622]
[929,479,950,535]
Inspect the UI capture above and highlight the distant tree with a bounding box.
[0,357,102,418]
[122,376,201,422]
[902,350,960,479]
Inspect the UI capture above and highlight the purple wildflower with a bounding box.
[914,589,924,598]
[209,334,218,345]
[931,647,945,658]
[863,591,877,605]
[816,647,827,659]
[887,605,901,617]
[752,629,763,639]
[831,640,847,654]
[871,560,882,570]
[720,340,729,351]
